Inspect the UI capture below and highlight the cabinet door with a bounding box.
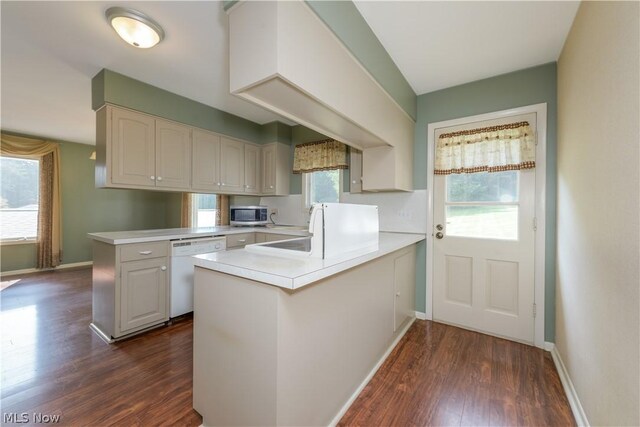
[261,144,276,194]
[156,120,192,189]
[111,107,156,187]
[393,250,415,331]
[220,137,245,193]
[120,257,168,332]
[349,148,363,193]
[244,144,260,193]
[192,130,221,192]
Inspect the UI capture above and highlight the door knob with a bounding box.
[435,232,444,239]
[436,224,443,231]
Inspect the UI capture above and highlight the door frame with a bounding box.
[425,103,547,348]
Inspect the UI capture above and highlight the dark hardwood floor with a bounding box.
[1,269,574,426]
[338,321,575,427]
[1,268,201,426]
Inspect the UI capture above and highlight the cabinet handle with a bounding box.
[238,239,246,243]
[216,182,221,186]
[150,176,155,180]
[157,176,163,181]
[221,183,225,186]
[396,292,400,297]
[270,185,274,189]
[161,266,167,271]
[139,250,153,255]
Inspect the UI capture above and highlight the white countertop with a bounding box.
[193,232,425,290]
[88,225,309,245]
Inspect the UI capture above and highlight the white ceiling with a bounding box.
[354,1,580,95]
[1,2,580,146]
[0,1,290,145]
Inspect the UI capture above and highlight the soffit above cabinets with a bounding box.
[354,1,580,95]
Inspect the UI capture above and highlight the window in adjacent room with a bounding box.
[191,193,218,227]
[303,169,342,208]
[0,156,40,242]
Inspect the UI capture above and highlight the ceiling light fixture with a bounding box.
[105,7,165,49]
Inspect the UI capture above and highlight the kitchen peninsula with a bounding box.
[192,231,425,426]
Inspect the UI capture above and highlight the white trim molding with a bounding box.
[426,103,548,349]
[550,345,590,426]
[415,311,427,320]
[0,261,93,278]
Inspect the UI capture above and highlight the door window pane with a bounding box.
[0,157,39,240]
[193,194,217,227]
[446,205,518,240]
[447,171,519,202]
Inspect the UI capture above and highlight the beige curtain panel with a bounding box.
[1,133,63,268]
[434,121,536,175]
[180,193,193,228]
[216,195,229,226]
[292,139,348,174]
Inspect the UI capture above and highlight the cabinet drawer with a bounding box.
[120,241,169,262]
[226,233,255,248]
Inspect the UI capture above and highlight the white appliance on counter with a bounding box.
[170,236,226,317]
[245,203,379,259]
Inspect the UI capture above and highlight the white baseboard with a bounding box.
[1,261,93,278]
[328,316,416,426]
[415,311,427,320]
[544,341,555,351]
[550,345,590,426]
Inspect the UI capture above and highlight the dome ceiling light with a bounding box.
[105,7,165,49]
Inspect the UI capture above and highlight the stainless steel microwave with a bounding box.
[230,206,268,226]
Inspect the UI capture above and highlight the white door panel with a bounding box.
[433,113,536,344]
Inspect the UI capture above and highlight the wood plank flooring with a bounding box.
[338,320,575,426]
[1,269,574,426]
[1,268,201,426]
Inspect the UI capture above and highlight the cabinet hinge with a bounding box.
[533,217,537,231]
[533,303,537,318]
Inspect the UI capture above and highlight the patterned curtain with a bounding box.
[180,193,193,228]
[292,139,348,174]
[1,133,63,268]
[435,122,536,175]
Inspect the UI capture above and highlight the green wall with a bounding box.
[92,69,290,145]
[414,62,558,341]
[1,136,177,272]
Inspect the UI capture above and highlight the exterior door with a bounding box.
[432,113,536,343]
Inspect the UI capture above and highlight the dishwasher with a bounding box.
[170,236,226,318]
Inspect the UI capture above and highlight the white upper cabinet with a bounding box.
[220,137,245,193]
[261,142,290,196]
[109,107,156,188]
[155,120,191,190]
[192,130,222,192]
[244,143,261,194]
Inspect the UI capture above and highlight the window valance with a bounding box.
[292,139,348,174]
[434,121,536,175]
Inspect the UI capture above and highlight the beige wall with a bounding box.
[557,2,639,426]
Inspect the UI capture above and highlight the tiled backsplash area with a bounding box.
[260,190,427,234]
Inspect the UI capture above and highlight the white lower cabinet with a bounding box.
[120,257,168,333]
[91,240,169,341]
